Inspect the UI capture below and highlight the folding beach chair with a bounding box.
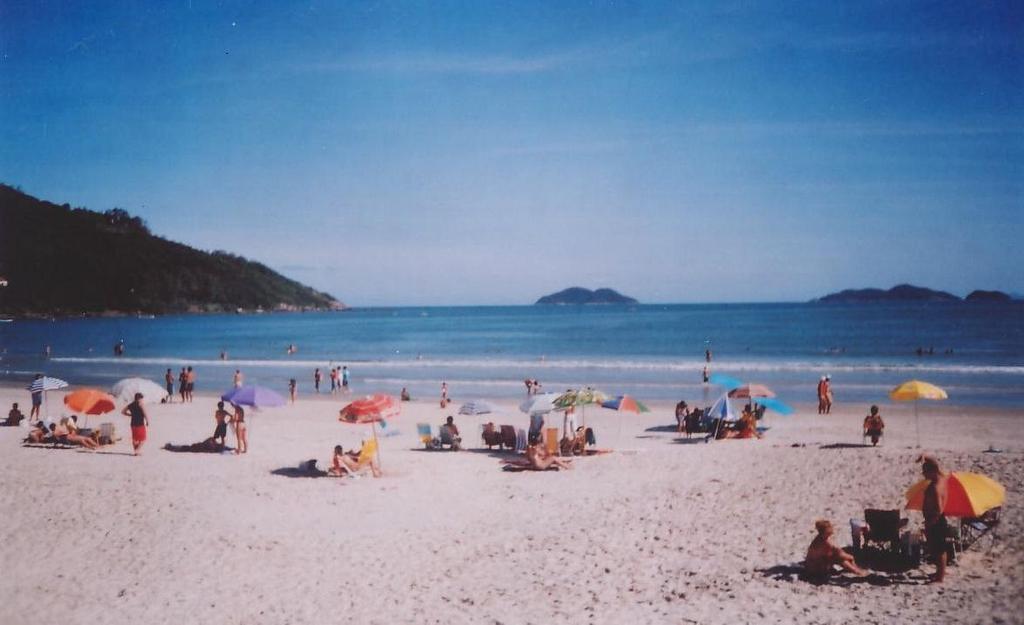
[437,424,461,451]
[544,427,559,456]
[98,422,116,446]
[499,425,516,450]
[863,509,907,554]
[960,507,1001,550]
[342,439,379,477]
[416,423,436,449]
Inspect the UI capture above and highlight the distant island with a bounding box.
[965,290,1012,302]
[535,287,638,305]
[0,185,345,316]
[814,284,1017,303]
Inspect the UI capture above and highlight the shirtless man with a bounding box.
[921,456,951,583]
[863,406,885,445]
[213,401,230,447]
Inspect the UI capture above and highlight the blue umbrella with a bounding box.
[756,397,794,416]
[708,393,738,422]
[221,385,286,408]
[709,373,742,390]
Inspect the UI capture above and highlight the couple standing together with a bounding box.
[214,401,249,454]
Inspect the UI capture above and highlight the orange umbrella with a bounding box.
[64,388,116,415]
[906,472,1005,518]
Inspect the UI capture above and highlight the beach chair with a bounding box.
[342,439,379,477]
[544,427,559,456]
[499,425,516,450]
[98,422,116,445]
[416,423,437,450]
[863,509,907,554]
[959,507,1001,550]
[514,428,527,453]
[482,423,502,449]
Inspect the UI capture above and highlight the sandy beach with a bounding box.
[0,386,1020,625]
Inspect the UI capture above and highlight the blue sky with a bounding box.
[1,1,1021,305]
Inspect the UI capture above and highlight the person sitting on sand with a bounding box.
[525,443,573,471]
[804,519,867,579]
[327,445,360,476]
[863,406,885,446]
[331,440,382,477]
[400,387,411,401]
[5,402,25,427]
[443,415,461,438]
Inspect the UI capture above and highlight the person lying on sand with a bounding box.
[163,437,228,453]
[27,421,50,444]
[64,417,99,449]
[804,520,867,579]
[525,444,573,470]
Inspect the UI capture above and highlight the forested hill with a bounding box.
[0,185,344,315]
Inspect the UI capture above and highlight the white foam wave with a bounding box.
[49,356,1024,376]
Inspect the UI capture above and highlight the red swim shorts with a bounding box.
[131,426,147,443]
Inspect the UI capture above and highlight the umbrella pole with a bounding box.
[914,400,921,448]
[372,421,382,470]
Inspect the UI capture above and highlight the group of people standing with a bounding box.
[312,366,350,394]
[816,375,833,414]
[165,367,197,403]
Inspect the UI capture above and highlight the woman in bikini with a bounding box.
[231,403,248,454]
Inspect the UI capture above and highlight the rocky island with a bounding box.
[535,287,638,305]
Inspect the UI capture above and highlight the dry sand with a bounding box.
[1,387,1021,625]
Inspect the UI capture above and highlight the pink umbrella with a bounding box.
[727,384,776,399]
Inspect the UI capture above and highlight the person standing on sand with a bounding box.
[863,406,884,445]
[233,369,243,388]
[288,379,297,403]
[440,381,448,408]
[213,401,230,447]
[816,376,827,414]
[178,367,187,403]
[29,373,43,419]
[121,393,149,456]
[329,367,338,394]
[921,456,952,583]
[231,403,248,454]
[314,368,322,393]
[185,366,196,403]
[165,368,174,403]
[341,366,350,394]
[823,375,833,414]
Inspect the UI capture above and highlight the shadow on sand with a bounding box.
[819,442,875,450]
[756,563,923,587]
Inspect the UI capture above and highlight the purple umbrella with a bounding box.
[221,385,286,408]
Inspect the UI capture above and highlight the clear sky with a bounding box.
[2,1,1021,305]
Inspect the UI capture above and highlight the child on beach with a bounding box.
[863,406,884,445]
[804,520,867,579]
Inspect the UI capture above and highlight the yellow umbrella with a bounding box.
[889,380,947,447]
[906,472,1005,518]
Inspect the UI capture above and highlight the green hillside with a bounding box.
[0,185,344,315]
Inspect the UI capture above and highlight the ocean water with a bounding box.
[1,303,1022,408]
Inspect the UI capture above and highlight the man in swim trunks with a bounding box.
[863,405,884,445]
[921,456,952,583]
[165,368,175,403]
[121,392,150,456]
[213,401,230,447]
[29,373,43,419]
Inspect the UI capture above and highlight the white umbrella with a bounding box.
[458,400,494,415]
[111,377,167,403]
[26,376,68,419]
[519,393,559,415]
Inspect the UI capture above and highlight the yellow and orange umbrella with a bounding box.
[64,388,116,415]
[906,472,1005,518]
